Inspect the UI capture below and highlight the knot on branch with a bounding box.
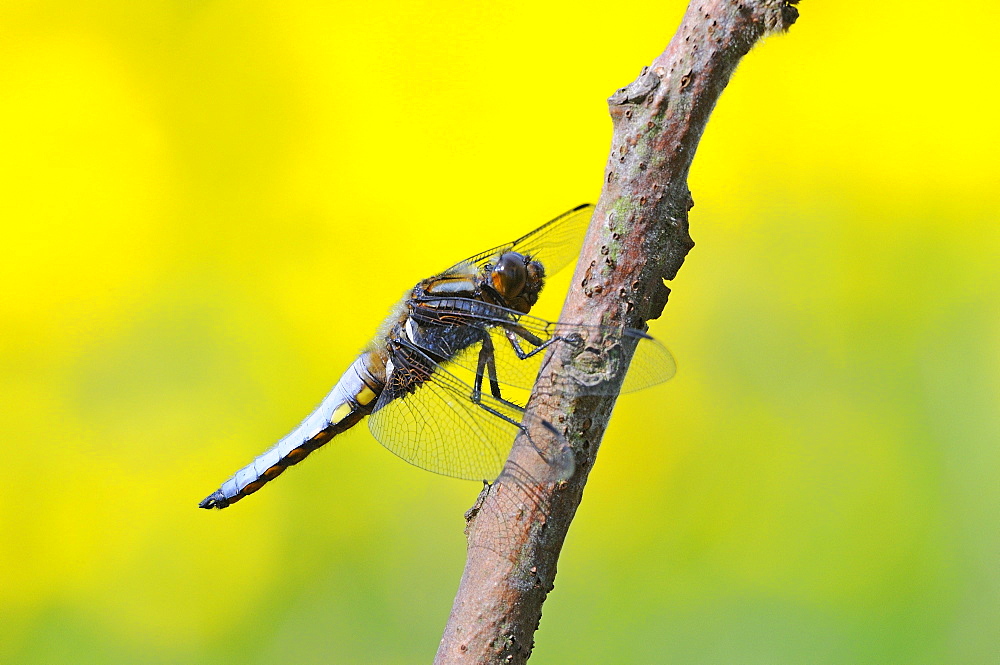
[609,66,660,107]
[745,0,800,34]
[772,0,800,32]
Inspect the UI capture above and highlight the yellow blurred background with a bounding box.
[2,1,997,663]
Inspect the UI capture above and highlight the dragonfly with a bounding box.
[199,204,676,509]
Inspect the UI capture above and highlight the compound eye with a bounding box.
[491,253,527,299]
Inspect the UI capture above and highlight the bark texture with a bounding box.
[436,2,799,663]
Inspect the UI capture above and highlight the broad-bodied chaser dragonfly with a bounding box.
[199,204,675,509]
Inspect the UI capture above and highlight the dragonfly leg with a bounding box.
[472,334,574,479]
[470,395,574,481]
[471,334,528,427]
[502,324,570,361]
[470,394,525,430]
[473,333,504,403]
[483,334,504,400]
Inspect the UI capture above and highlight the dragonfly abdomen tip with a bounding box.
[198,492,229,510]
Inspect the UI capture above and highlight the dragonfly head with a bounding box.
[490,252,545,313]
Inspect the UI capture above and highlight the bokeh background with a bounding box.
[2,1,998,663]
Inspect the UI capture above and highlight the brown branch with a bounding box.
[435,2,800,663]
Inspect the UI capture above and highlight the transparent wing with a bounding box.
[444,203,595,278]
[368,344,572,482]
[410,298,676,396]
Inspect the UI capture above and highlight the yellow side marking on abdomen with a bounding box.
[331,402,352,425]
[356,386,377,406]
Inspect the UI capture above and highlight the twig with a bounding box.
[435,2,800,662]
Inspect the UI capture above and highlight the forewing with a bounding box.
[409,299,676,394]
[617,329,677,393]
[444,204,594,278]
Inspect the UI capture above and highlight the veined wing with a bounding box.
[368,342,573,482]
[409,298,676,396]
[444,203,595,278]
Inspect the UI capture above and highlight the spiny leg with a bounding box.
[501,323,576,361]
[471,335,565,467]
[471,334,528,428]
[469,326,577,430]
[473,333,574,480]
[473,333,503,402]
